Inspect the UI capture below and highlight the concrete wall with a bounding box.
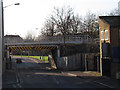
[57,53,99,71]
[57,53,82,70]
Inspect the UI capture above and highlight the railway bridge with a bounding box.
[4,35,94,70]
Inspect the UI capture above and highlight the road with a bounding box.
[5,57,109,88]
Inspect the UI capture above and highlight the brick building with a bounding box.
[99,16,120,79]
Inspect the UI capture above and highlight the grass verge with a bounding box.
[13,55,49,63]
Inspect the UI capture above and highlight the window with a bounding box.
[101,31,104,40]
[105,30,108,40]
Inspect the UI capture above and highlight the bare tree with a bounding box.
[108,8,120,16]
[41,6,84,36]
[41,19,55,36]
[50,6,74,36]
[50,6,75,44]
[82,11,99,38]
[41,7,99,39]
[71,14,82,34]
[24,31,36,42]
[41,6,77,44]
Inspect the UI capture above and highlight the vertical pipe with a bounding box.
[57,46,60,58]
[0,0,3,89]
[85,54,87,71]
[85,54,88,71]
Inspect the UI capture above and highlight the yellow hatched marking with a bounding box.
[21,47,23,50]
[13,47,15,50]
[19,47,21,50]
[50,47,52,49]
[17,47,19,50]
[22,47,24,50]
[24,47,26,50]
[38,46,41,49]
[39,47,42,50]
[11,47,14,50]
[30,47,32,50]
[50,47,53,49]
[53,47,56,49]
[14,47,16,50]
[10,47,12,50]
[28,47,30,50]
[35,46,39,50]
[26,47,29,50]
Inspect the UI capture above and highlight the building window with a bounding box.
[101,30,104,40]
[105,30,108,40]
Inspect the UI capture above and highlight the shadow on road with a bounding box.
[2,57,120,89]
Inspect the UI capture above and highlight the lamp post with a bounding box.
[0,1,20,89]
[2,2,20,54]
[3,1,20,68]
[3,3,20,8]
[0,0,3,89]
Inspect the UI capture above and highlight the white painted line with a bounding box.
[16,83,22,88]
[12,84,17,88]
[93,81,114,88]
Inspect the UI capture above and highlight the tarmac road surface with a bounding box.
[3,57,118,89]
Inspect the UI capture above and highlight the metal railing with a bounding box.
[38,35,93,44]
[5,35,93,45]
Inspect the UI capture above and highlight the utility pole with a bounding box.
[0,0,3,89]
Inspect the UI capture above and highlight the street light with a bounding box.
[2,2,20,56]
[3,2,20,68]
[3,3,20,8]
[0,1,20,89]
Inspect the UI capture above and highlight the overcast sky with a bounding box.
[3,0,120,38]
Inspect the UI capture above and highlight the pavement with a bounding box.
[62,71,120,88]
[2,69,18,85]
[2,60,19,88]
